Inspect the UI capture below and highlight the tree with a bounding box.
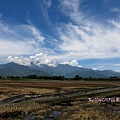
[74,75,82,80]
[0,76,2,79]
[27,74,38,79]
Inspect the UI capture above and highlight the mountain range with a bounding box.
[0,62,120,78]
[0,62,49,77]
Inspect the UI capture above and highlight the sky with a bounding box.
[0,0,120,72]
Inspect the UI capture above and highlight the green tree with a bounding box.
[75,75,82,80]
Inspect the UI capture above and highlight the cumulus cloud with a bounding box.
[29,53,56,66]
[60,60,79,66]
[7,55,31,66]
[7,53,56,67]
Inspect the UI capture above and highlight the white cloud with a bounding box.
[60,0,80,13]
[0,39,35,56]
[56,1,120,61]
[41,0,52,25]
[44,0,52,8]
[7,53,56,67]
[114,64,120,67]
[60,59,79,66]
[112,64,120,72]
[56,21,120,60]
[7,55,31,66]
[109,20,120,29]
[92,66,105,71]
[78,65,82,67]
[16,23,45,42]
[60,0,91,25]
[1,0,120,73]
[0,20,49,59]
[111,7,120,12]
[30,53,56,66]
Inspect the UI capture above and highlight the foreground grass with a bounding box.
[0,102,49,120]
[58,101,120,120]
[0,101,120,120]
[0,80,120,120]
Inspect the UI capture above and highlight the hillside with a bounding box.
[0,62,50,77]
[0,62,120,78]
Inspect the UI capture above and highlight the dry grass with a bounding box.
[20,88,55,94]
[0,102,40,114]
[59,101,120,120]
[0,87,55,99]
[0,80,120,99]
[0,80,120,119]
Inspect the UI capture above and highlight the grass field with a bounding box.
[0,80,120,120]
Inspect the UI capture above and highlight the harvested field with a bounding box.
[0,80,120,99]
[0,80,120,120]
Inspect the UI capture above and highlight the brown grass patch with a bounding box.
[0,80,120,119]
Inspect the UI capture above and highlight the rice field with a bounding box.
[0,80,120,120]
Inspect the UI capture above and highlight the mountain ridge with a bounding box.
[0,62,120,78]
[0,62,50,77]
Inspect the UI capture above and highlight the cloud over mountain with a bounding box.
[7,53,56,67]
[60,60,79,66]
[0,0,120,72]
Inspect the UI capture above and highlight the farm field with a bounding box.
[0,80,120,120]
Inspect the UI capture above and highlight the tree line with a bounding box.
[0,75,119,81]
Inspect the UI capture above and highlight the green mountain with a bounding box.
[0,62,120,78]
[30,64,80,76]
[30,63,120,78]
[64,68,107,78]
[0,62,50,77]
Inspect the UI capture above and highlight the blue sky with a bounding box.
[0,0,120,71]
